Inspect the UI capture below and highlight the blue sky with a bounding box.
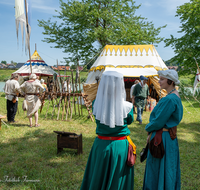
[0,0,189,66]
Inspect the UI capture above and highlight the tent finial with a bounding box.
[35,43,37,51]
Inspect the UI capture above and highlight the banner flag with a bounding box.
[15,0,31,53]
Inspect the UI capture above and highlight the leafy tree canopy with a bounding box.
[165,0,200,75]
[1,61,7,64]
[38,0,165,64]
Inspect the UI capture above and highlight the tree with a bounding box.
[38,0,165,63]
[11,60,17,66]
[165,0,200,75]
[1,61,7,64]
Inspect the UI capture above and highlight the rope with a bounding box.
[178,81,200,114]
[2,120,9,128]
[79,47,105,74]
[37,50,57,61]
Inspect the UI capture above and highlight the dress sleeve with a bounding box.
[145,98,175,132]
[127,108,134,125]
[20,82,26,94]
[36,82,44,93]
[14,81,21,93]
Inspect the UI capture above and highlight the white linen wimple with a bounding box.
[93,71,132,128]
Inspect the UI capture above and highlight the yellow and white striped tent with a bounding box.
[84,45,168,101]
[86,44,168,84]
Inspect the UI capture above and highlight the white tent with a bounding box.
[13,50,57,77]
[86,44,168,84]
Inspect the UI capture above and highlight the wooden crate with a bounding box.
[0,115,6,130]
[54,131,83,155]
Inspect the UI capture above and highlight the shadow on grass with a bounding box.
[0,128,96,190]
[10,124,29,127]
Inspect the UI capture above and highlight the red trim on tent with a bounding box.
[16,73,54,77]
[26,60,45,63]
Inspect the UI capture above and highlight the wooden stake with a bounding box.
[66,78,71,120]
[71,70,76,118]
[57,60,63,120]
[75,80,80,116]
[78,71,83,115]
[62,68,67,120]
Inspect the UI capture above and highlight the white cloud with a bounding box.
[141,1,152,7]
[30,0,60,14]
[158,0,190,15]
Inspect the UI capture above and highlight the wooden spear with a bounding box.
[57,60,64,120]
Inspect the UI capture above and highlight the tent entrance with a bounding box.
[124,77,163,103]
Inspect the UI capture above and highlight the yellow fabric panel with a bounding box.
[149,77,167,98]
[83,83,98,102]
[127,135,136,155]
[103,45,154,55]
[31,50,43,60]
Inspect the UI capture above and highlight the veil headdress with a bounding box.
[93,71,132,128]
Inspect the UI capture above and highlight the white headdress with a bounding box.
[29,74,37,80]
[158,69,180,85]
[93,71,132,128]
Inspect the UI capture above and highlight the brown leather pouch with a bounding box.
[168,126,177,140]
[12,96,17,103]
[127,143,136,167]
[149,128,165,158]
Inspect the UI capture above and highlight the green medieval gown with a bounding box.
[80,108,134,190]
[143,93,183,190]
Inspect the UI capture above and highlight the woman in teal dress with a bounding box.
[143,70,183,190]
[81,71,136,190]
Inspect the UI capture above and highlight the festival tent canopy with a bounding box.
[13,50,58,77]
[86,44,168,84]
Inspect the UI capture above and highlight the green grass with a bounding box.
[0,93,200,189]
[0,69,17,81]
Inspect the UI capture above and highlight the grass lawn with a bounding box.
[0,93,199,190]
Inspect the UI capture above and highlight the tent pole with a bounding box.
[24,0,32,74]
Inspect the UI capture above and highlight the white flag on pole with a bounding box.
[15,0,31,53]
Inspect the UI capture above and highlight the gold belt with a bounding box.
[163,128,169,131]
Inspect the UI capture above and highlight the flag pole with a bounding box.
[24,0,32,74]
[194,57,200,73]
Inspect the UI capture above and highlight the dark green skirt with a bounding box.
[81,137,134,190]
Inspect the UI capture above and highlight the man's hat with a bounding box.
[140,75,148,80]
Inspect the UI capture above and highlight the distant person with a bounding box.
[143,69,183,190]
[40,79,48,92]
[130,80,139,114]
[132,75,149,124]
[19,74,44,127]
[81,71,136,190]
[63,79,71,93]
[3,73,20,123]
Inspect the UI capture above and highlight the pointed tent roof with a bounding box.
[86,44,168,84]
[13,50,57,76]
